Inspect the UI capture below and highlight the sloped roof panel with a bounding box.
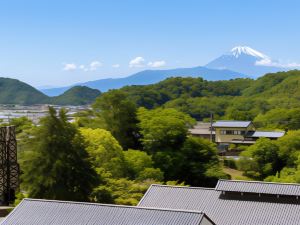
[246,131,285,138]
[216,179,300,196]
[1,198,212,225]
[139,184,300,225]
[212,121,252,128]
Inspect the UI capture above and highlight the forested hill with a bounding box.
[0,78,101,105]
[120,70,300,129]
[121,77,254,108]
[51,86,101,105]
[0,78,49,104]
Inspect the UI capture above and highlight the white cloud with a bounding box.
[129,57,145,68]
[63,63,77,71]
[63,61,102,72]
[148,60,166,68]
[79,65,89,71]
[112,64,120,68]
[89,61,102,71]
[256,58,300,68]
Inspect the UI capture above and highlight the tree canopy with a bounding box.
[93,89,139,149]
[21,107,98,201]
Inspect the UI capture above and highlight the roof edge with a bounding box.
[149,184,215,190]
[216,179,300,188]
[21,198,206,215]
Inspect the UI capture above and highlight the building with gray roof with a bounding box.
[139,179,300,225]
[1,198,215,225]
[190,121,285,148]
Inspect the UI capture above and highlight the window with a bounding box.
[220,130,245,135]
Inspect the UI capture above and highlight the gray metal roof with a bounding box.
[138,183,300,225]
[216,179,300,196]
[246,131,285,138]
[189,122,215,135]
[212,121,252,128]
[1,198,214,225]
[189,129,215,135]
[194,122,212,129]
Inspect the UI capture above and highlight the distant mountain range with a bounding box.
[0,78,101,105]
[41,66,245,96]
[40,46,292,96]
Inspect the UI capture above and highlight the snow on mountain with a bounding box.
[230,46,268,59]
[206,46,286,77]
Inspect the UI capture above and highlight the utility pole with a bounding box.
[210,112,213,142]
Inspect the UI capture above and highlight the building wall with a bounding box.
[215,124,255,143]
[200,217,215,225]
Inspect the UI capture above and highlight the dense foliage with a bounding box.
[20,107,98,201]
[92,90,140,149]
[137,107,227,186]
[237,131,300,183]
[16,70,300,205]
[121,70,300,129]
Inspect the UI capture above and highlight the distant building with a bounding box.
[212,120,285,145]
[188,122,215,140]
[189,120,285,151]
[2,198,215,225]
[139,179,300,225]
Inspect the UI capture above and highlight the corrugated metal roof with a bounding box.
[212,121,252,128]
[216,179,300,196]
[189,129,215,135]
[139,183,300,225]
[189,122,214,135]
[194,122,212,129]
[246,131,285,138]
[1,198,214,225]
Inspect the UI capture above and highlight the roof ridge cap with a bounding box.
[23,198,206,214]
[218,179,300,187]
[150,184,215,190]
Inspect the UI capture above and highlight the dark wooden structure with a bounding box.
[0,126,19,205]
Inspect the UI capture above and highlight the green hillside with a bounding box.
[0,78,49,104]
[1,70,299,108]
[120,70,300,129]
[0,78,101,105]
[51,86,101,105]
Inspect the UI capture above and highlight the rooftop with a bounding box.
[212,121,252,128]
[215,179,300,196]
[246,131,285,138]
[139,180,300,225]
[1,198,214,225]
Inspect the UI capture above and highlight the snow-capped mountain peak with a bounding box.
[230,46,269,59]
[206,46,285,77]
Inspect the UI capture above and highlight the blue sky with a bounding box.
[1,0,300,87]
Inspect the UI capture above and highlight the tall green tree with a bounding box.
[137,107,194,180]
[277,130,300,167]
[239,138,281,179]
[93,90,139,149]
[124,149,163,181]
[21,107,98,201]
[137,107,195,152]
[176,137,227,186]
[137,107,224,185]
[80,128,126,178]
